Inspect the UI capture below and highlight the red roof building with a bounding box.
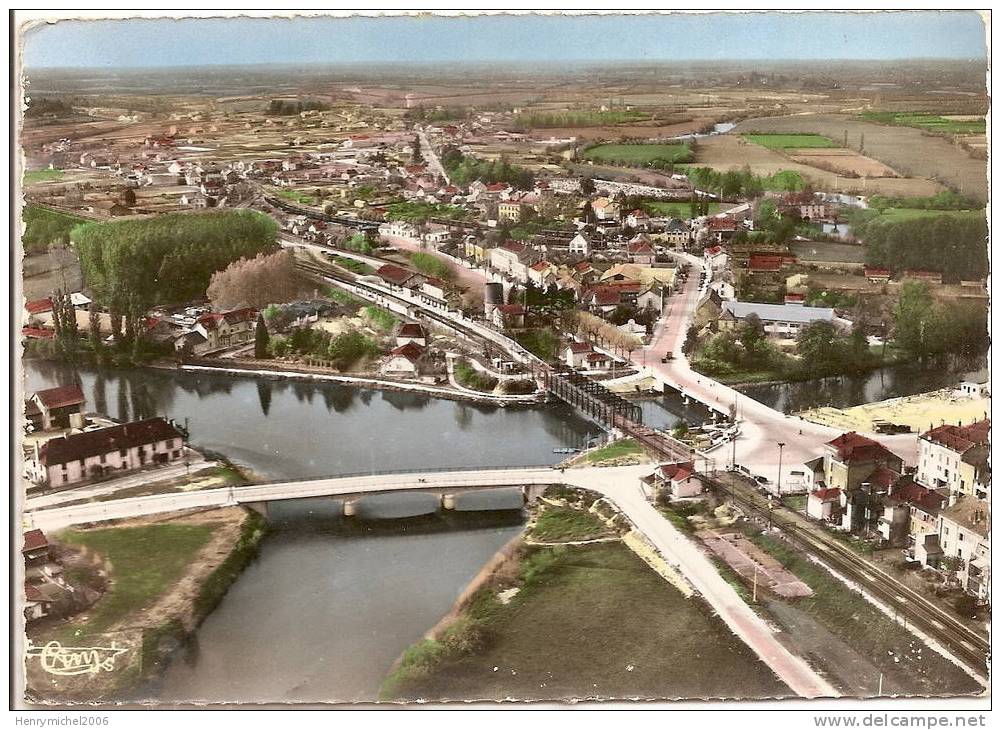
[25,298,54,315]
[33,384,85,411]
[748,254,786,273]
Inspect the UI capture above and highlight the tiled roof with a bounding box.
[567,342,593,354]
[921,420,990,454]
[26,298,54,315]
[397,323,426,338]
[826,431,900,464]
[940,496,990,538]
[33,384,85,410]
[40,418,183,467]
[377,263,418,286]
[389,342,425,361]
[22,529,48,553]
[811,487,841,501]
[659,461,695,482]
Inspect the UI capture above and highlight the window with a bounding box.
[959,533,965,541]
[120,449,127,457]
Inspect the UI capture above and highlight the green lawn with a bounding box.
[644,200,723,218]
[24,168,65,184]
[383,542,790,701]
[582,143,693,166]
[409,251,455,281]
[530,506,614,542]
[275,188,317,205]
[742,134,839,150]
[57,524,217,635]
[586,438,643,464]
[331,255,374,275]
[874,208,985,223]
[859,112,985,136]
[364,305,398,331]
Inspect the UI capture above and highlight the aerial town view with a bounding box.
[13,11,991,713]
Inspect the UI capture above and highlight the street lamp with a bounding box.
[776,441,786,497]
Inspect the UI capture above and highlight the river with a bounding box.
[737,357,987,415]
[21,362,593,702]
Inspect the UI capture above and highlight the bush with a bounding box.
[454,358,498,392]
[501,379,537,395]
[954,595,979,618]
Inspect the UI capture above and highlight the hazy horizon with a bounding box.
[22,12,988,69]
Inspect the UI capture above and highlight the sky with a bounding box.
[22,11,988,69]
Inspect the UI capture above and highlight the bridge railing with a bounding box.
[240,463,560,487]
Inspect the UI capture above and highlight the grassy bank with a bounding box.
[585,438,643,464]
[745,529,982,696]
[381,541,790,701]
[453,359,498,392]
[529,505,614,542]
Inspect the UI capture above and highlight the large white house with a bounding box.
[720,301,838,338]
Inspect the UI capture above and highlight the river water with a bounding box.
[737,357,988,415]
[22,362,598,703]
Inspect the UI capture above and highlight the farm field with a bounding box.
[514,110,651,128]
[645,200,723,218]
[742,133,838,150]
[691,134,944,198]
[732,114,986,202]
[582,142,693,165]
[787,148,898,178]
[858,111,986,136]
[23,168,65,184]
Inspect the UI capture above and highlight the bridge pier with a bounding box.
[441,494,456,510]
[521,484,549,504]
[245,502,269,519]
[342,499,357,517]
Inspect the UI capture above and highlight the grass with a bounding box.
[24,168,65,184]
[275,188,317,205]
[328,288,363,308]
[453,358,498,392]
[382,542,790,701]
[742,134,839,150]
[783,495,808,513]
[873,208,985,223]
[585,438,642,464]
[530,506,614,542]
[745,530,982,696]
[858,112,985,136]
[57,524,217,635]
[331,255,374,275]
[364,305,398,332]
[644,200,722,218]
[409,251,455,281]
[581,143,693,166]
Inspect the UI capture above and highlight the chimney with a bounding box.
[948,491,959,508]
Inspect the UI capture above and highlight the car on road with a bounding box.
[661,353,674,363]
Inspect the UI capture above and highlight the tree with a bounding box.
[739,314,766,356]
[120,187,137,207]
[88,306,102,351]
[796,321,841,374]
[580,177,596,196]
[893,281,937,356]
[207,249,300,311]
[254,313,270,359]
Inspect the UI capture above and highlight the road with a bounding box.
[642,254,919,483]
[25,463,837,698]
[416,126,450,184]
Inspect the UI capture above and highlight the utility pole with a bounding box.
[752,564,758,603]
[776,441,785,497]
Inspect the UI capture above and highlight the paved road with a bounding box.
[25,463,838,698]
[642,254,918,484]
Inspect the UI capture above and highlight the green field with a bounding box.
[275,188,317,205]
[586,438,643,464]
[859,112,986,136]
[383,542,790,701]
[875,208,985,223]
[24,169,65,184]
[57,523,217,635]
[529,506,614,542]
[582,143,693,165]
[645,200,723,218]
[742,134,839,150]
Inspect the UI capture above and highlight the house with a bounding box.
[821,432,904,493]
[626,234,656,266]
[706,217,738,242]
[584,286,626,316]
[661,218,691,248]
[489,241,535,282]
[380,220,419,238]
[807,487,842,523]
[565,341,595,369]
[916,420,990,497]
[840,465,903,536]
[568,233,591,257]
[876,478,946,547]
[395,322,428,348]
[497,192,539,221]
[625,209,651,230]
[636,286,666,315]
[381,342,427,377]
[938,497,990,601]
[864,267,892,283]
[527,260,556,287]
[958,379,990,399]
[703,245,728,273]
[491,303,526,329]
[24,583,56,622]
[376,263,424,291]
[642,462,705,500]
[194,308,257,351]
[747,253,787,273]
[23,528,65,587]
[420,278,449,304]
[25,384,86,432]
[31,417,186,488]
[719,301,837,339]
[591,197,620,221]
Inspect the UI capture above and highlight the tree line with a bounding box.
[440,148,534,190]
[855,213,987,281]
[74,211,278,335]
[267,99,330,115]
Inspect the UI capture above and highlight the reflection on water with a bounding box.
[25,362,596,480]
[738,357,988,414]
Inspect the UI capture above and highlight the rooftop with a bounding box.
[32,384,85,410]
[722,301,835,324]
[41,418,184,467]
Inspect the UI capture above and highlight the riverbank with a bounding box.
[175,358,545,406]
[797,387,990,433]
[25,507,267,704]
[379,489,789,703]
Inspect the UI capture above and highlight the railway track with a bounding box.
[712,476,989,674]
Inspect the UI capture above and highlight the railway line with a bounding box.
[710,474,990,676]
